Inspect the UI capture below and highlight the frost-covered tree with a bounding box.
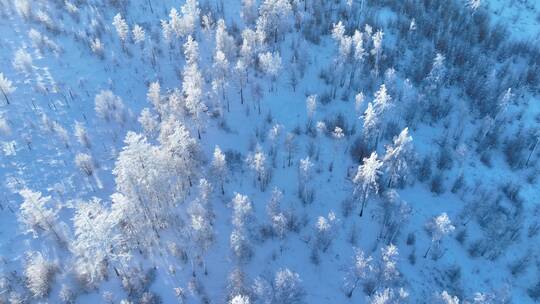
[146,81,164,118]
[426,53,446,94]
[182,36,207,139]
[240,28,266,69]
[112,132,183,249]
[373,84,392,118]
[59,284,75,303]
[230,294,251,304]
[266,188,289,239]
[330,21,353,88]
[227,267,250,302]
[188,179,215,270]
[138,108,159,137]
[13,48,32,73]
[241,0,258,25]
[383,128,414,188]
[371,30,384,77]
[25,252,54,298]
[355,92,365,117]
[380,244,399,282]
[259,51,282,91]
[313,211,337,253]
[74,121,91,148]
[213,19,235,112]
[236,27,265,106]
[284,132,298,167]
[18,189,61,240]
[369,288,409,304]
[94,90,126,124]
[247,146,269,190]
[306,95,317,129]
[161,1,200,41]
[349,30,366,85]
[75,153,94,177]
[344,248,374,298]
[332,21,352,63]
[437,290,460,304]
[257,0,293,43]
[215,19,236,60]
[353,152,383,216]
[363,84,391,146]
[273,268,305,304]
[424,213,455,258]
[377,190,411,244]
[90,38,104,58]
[230,193,254,261]
[231,193,254,230]
[213,50,230,113]
[298,156,314,204]
[267,123,283,167]
[0,72,16,105]
[211,146,228,194]
[158,118,201,189]
[72,198,127,286]
[363,102,380,147]
[132,24,146,45]
[0,115,10,136]
[112,13,129,42]
[14,0,31,19]
[466,0,482,12]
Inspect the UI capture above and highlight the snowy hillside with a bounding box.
[0,0,539,303]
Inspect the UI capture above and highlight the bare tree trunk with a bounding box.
[347,278,360,298]
[424,242,432,258]
[1,87,10,105]
[525,137,539,167]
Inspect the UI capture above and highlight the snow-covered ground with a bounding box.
[0,0,539,303]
